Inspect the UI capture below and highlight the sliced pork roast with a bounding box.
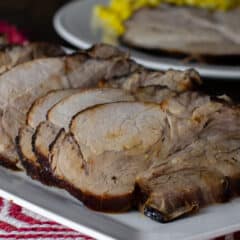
[137,103,240,222]
[47,92,240,221]
[30,69,201,184]
[12,43,238,223]
[123,5,240,56]
[0,42,65,75]
[17,126,40,178]
[50,102,166,211]
[17,89,80,179]
[137,168,229,222]
[0,57,69,170]
[5,44,139,170]
[27,89,80,129]
[48,93,214,212]
[18,88,135,182]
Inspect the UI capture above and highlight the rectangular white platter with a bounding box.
[0,167,240,240]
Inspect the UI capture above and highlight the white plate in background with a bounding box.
[54,0,240,80]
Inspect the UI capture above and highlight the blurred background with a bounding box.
[0,0,69,43]
[0,0,239,99]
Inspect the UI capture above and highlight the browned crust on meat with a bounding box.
[16,131,58,186]
[16,135,50,184]
[16,135,40,179]
[45,129,134,212]
[135,174,231,223]
[36,152,60,186]
[228,176,240,196]
[31,125,59,186]
[0,44,137,173]
[32,122,46,158]
[0,154,20,171]
[87,43,128,60]
[62,180,134,212]
[0,136,20,171]
[38,161,134,212]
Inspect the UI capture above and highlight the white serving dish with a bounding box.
[0,166,240,240]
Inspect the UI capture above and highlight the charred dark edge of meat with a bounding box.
[47,131,134,212]
[135,175,231,223]
[16,133,61,186]
[60,179,134,213]
[35,153,60,187]
[16,135,41,179]
[143,205,198,223]
[0,154,20,171]
[228,176,240,196]
[31,125,59,186]
[0,137,20,171]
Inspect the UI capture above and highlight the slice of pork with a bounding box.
[49,102,169,211]
[0,57,69,170]
[48,95,212,211]
[137,104,240,222]
[19,88,134,182]
[137,168,229,223]
[35,70,202,177]
[4,44,139,170]
[123,5,240,56]
[16,126,40,179]
[49,92,234,215]
[27,89,79,129]
[33,88,135,181]
[0,42,65,75]
[47,88,135,130]
[18,89,80,179]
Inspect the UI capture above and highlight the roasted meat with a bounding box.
[46,92,240,221]
[29,88,134,183]
[31,69,201,183]
[4,44,139,170]
[17,89,80,180]
[27,89,79,129]
[11,43,240,224]
[47,93,211,211]
[0,42,65,75]
[123,5,240,56]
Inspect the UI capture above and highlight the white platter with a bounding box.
[53,0,240,80]
[1,165,240,240]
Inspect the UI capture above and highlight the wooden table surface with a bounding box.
[0,0,239,100]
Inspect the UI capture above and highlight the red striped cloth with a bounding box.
[0,197,238,240]
[0,197,94,239]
